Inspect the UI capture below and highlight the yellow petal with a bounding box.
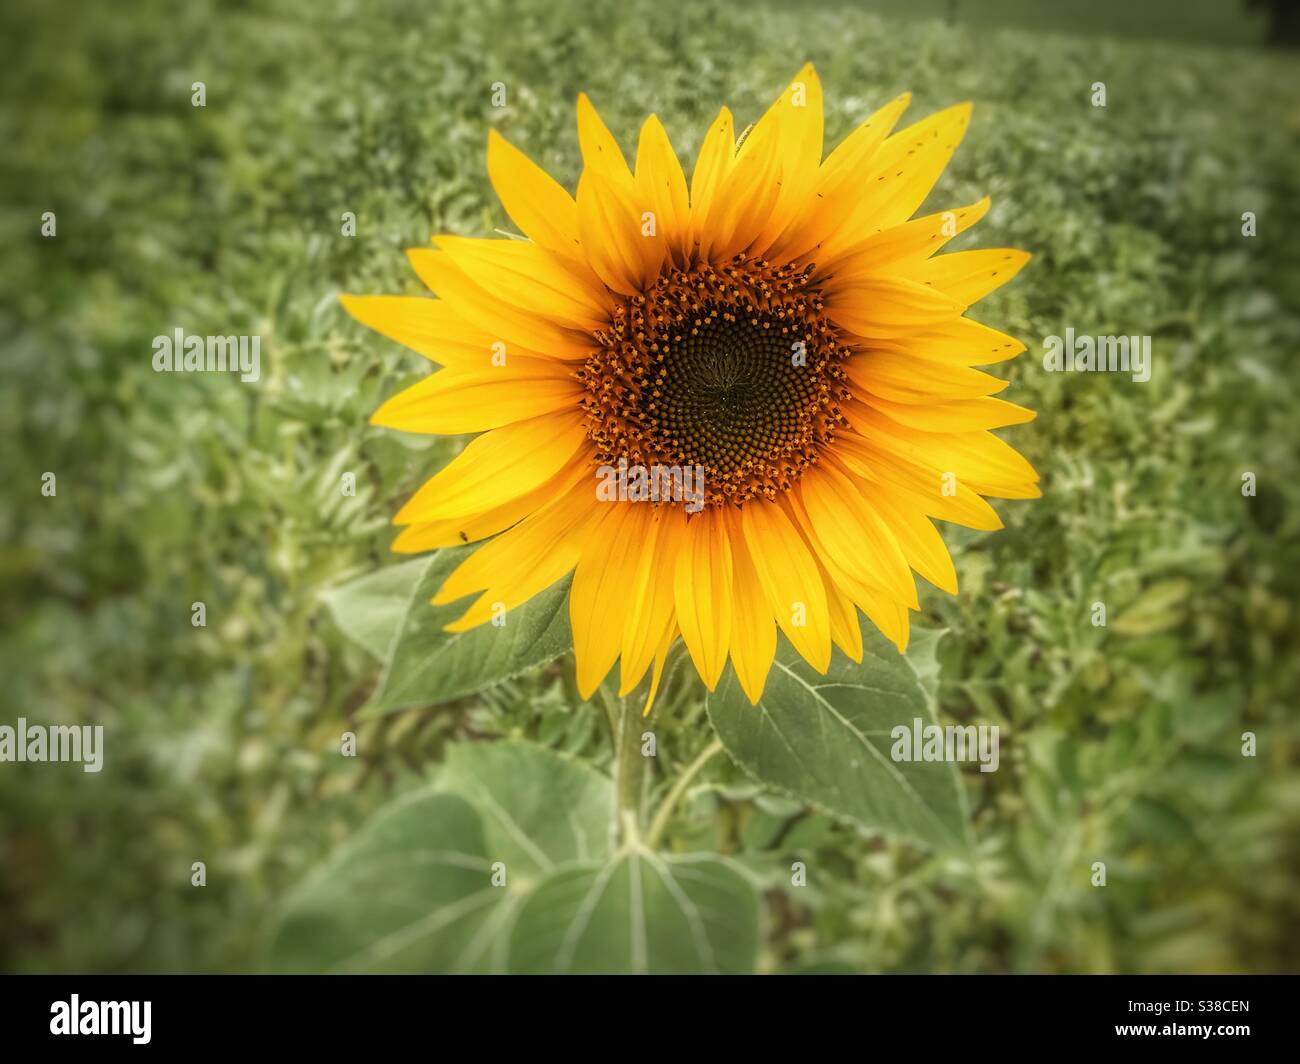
[784,489,911,652]
[846,349,1009,404]
[780,499,863,665]
[339,295,516,368]
[570,505,649,698]
[620,506,685,694]
[371,364,583,435]
[640,620,679,718]
[435,475,596,610]
[771,92,912,264]
[433,236,610,332]
[393,409,589,525]
[904,248,1032,305]
[702,142,784,262]
[688,107,736,254]
[814,197,990,279]
[852,473,959,594]
[855,587,910,653]
[821,102,974,262]
[577,93,634,191]
[673,508,733,690]
[798,463,918,609]
[406,249,595,360]
[856,392,1036,432]
[748,63,824,255]
[577,169,657,297]
[739,498,831,673]
[392,462,589,553]
[634,114,690,262]
[443,521,599,632]
[827,277,966,338]
[817,92,912,200]
[821,563,864,663]
[486,129,583,263]
[723,508,777,704]
[833,431,1006,531]
[892,317,1028,367]
[704,68,812,263]
[846,401,1040,498]
[574,92,667,284]
[737,63,823,169]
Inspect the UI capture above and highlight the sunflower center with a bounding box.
[580,256,853,508]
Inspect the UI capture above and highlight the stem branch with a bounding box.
[646,739,724,849]
[604,687,645,846]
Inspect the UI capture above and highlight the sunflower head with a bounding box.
[342,63,1039,708]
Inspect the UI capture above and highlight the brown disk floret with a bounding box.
[578,255,853,508]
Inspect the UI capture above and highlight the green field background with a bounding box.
[2,0,1298,973]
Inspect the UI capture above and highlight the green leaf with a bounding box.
[268,742,759,975]
[1112,578,1190,635]
[706,617,971,853]
[348,547,572,715]
[266,791,508,973]
[904,625,948,706]
[320,557,429,660]
[268,741,616,973]
[507,850,760,974]
[436,740,615,875]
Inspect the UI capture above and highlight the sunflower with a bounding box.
[342,63,1038,709]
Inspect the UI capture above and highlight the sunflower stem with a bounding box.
[604,686,644,847]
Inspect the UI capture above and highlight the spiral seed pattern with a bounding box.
[579,256,853,508]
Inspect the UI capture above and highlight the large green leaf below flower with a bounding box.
[266,740,761,974]
[707,620,972,853]
[266,789,508,973]
[507,850,760,974]
[434,740,615,875]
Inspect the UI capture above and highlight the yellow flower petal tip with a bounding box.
[345,68,1037,702]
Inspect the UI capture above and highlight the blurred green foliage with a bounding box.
[1,0,1298,973]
